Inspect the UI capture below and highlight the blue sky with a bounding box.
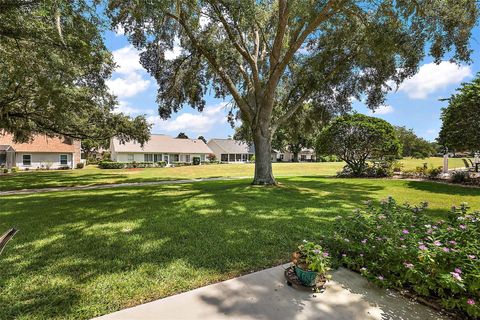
[104,25,480,142]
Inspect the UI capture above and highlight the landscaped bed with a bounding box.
[0,177,479,319]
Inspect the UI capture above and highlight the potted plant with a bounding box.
[292,241,331,287]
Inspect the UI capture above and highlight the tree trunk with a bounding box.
[252,125,276,185]
[293,152,299,162]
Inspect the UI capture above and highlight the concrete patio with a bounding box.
[93,264,450,320]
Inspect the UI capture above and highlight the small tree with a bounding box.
[197,136,207,144]
[176,132,189,139]
[316,114,400,176]
[438,73,480,153]
[207,153,216,161]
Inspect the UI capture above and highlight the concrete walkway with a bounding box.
[93,265,449,320]
[0,177,249,196]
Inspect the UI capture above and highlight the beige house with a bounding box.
[207,139,255,163]
[0,132,81,170]
[275,148,317,162]
[110,134,213,164]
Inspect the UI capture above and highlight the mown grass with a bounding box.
[1,177,478,319]
[0,157,470,191]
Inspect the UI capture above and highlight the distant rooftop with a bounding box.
[112,134,213,154]
[208,139,254,154]
[0,132,77,153]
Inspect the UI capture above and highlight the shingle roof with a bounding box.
[112,135,213,154]
[0,133,77,153]
[208,139,254,154]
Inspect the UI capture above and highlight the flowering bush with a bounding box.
[292,241,331,277]
[323,197,479,318]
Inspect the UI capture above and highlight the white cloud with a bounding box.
[165,38,182,60]
[369,104,394,115]
[107,45,151,98]
[111,45,144,75]
[114,25,125,36]
[113,101,142,116]
[148,103,227,134]
[399,61,472,99]
[106,73,150,98]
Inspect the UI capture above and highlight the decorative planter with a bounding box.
[294,265,318,286]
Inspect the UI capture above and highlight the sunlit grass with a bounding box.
[0,157,471,191]
[0,177,478,319]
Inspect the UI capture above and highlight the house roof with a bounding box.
[112,135,213,154]
[0,133,77,153]
[208,139,254,154]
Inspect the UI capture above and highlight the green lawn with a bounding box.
[1,177,479,319]
[0,157,471,191]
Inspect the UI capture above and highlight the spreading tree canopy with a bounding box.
[395,126,436,159]
[316,113,400,175]
[438,73,480,152]
[107,0,477,184]
[0,0,150,144]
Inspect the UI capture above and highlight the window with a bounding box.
[22,154,31,166]
[60,154,68,165]
[172,154,179,162]
[127,154,134,162]
[144,154,153,162]
[301,154,307,161]
[229,154,235,162]
[221,154,228,162]
[185,154,191,162]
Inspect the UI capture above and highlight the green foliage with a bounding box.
[439,73,480,152]
[98,161,125,169]
[11,167,18,173]
[0,1,150,144]
[107,0,477,182]
[176,132,189,139]
[294,241,331,276]
[395,126,436,158]
[76,163,85,169]
[323,198,480,318]
[317,114,400,176]
[192,157,201,165]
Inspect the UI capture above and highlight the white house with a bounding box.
[110,134,213,164]
[275,148,317,162]
[207,139,255,163]
[0,132,81,170]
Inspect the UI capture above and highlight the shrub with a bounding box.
[3,168,8,174]
[99,161,125,169]
[157,161,167,168]
[337,161,394,178]
[76,163,85,169]
[451,171,469,184]
[172,161,192,167]
[392,161,403,173]
[192,157,201,165]
[207,153,216,161]
[427,166,443,179]
[11,167,18,173]
[323,198,479,318]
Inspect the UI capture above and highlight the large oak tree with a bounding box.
[0,0,150,144]
[108,0,477,184]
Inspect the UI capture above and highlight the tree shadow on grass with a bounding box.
[405,180,480,197]
[0,178,387,319]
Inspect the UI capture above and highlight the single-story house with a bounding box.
[207,139,256,163]
[110,134,213,164]
[0,132,81,170]
[275,148,317,162]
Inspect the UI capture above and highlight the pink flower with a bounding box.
[419,245,427,250]
[468,255,476,259]
[450,272,462,281]
[403,262,414,269]
[361,239,367,244]
[377,275,384,281]
[459,224,467,229]
[426,229,433,234]
[449,240,457,245]
[455,268,462,274]
[399,237,405,241]
[360,253,364,257]
[467,299,475,305]
[322,252,329,257]
[433,240,442,246]
[402,229,409,234]
[442,247,450,252]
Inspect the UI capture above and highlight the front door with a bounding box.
[163,154,169,164]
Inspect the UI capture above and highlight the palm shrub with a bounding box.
[323,198,479,318]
